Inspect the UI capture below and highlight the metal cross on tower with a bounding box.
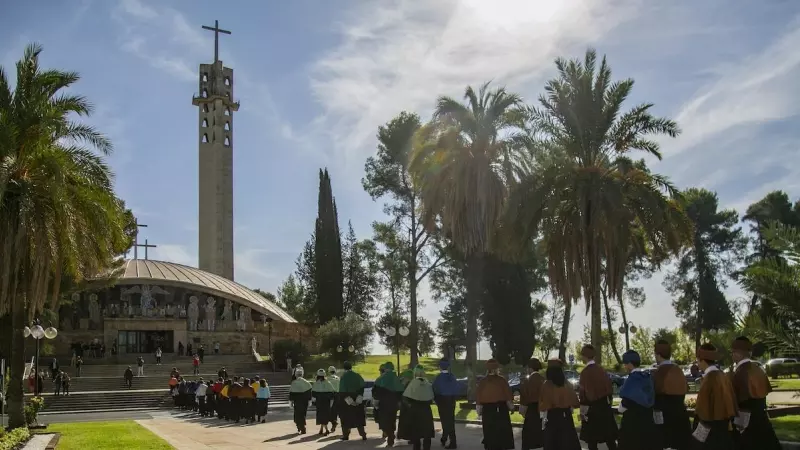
[201,20,231,63]
[133,219,148,260]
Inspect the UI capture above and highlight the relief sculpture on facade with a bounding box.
[187,296,200,331]
[204,297,216,331]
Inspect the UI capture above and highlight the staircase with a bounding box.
[29,355,292,413]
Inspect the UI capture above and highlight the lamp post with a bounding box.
[264,316,274,357]
[383,325,410,370]
[336,343,356,363]
[618,323,638,351]
[23,319,58,396]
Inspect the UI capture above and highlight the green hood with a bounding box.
[375,370,405,392]
[290,377,312,393]
[403,377,434,402]
[312,379,335,393]
[339,370,365,393]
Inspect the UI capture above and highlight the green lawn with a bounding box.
[772,378,800,390]
[45,421,173,450]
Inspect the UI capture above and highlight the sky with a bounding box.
[2,0,799,357]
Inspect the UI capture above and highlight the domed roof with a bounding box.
[107,259,295,323]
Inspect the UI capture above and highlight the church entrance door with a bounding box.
[118,330,174,354]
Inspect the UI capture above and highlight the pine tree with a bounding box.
[314,169,344,323]
[343,222,376,317]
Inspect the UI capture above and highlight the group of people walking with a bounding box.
[288,360,461,450]
[507,337,780,450]
[168,368,272,424]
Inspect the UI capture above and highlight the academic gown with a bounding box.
[477,374,515,450]
[519,373,545,450]
[403,378,436,444]
[690,369,737,450]
[289,378,313,432]
[731,361,781,450]
[328,375,340,426]
[338,370,367,431]
[397,370,415,440]
[433,371,461,446]
[538,380,581,450]
[654,362,692,450]
[578,363,618,445]
[312,380,336,426]
[374,371,405,437]
[617,370,660,450]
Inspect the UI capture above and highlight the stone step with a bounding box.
[52,353,258,366]
[53,362,278,378]
[39,373,290,393]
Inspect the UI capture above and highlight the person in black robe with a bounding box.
[539,359,581,450]
[476,359,515,450]
[519,358,545,450]
[312,369,336,435]
[373,361,406,446]
[403,365,436,450]
[730,337,780,450]
[578,344,618,450]
[396,364,415,442]
[338,361,368,441]
[433,359,461,449]
[374,364,387,432]
[617,350,659,450]
[691,343,737,450]
[289,367,313,434]
[653,340,692,450]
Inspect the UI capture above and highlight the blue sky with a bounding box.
[2,0,799,356]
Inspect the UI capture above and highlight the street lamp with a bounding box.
[336,343,356,363]
[263,316,274,359]
[382,325,410,371]
[24,319,58,396]
[618,323,637,351]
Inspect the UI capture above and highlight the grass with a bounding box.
[773,378,800,390]
[44,421,173,450]
[299,354,527,380]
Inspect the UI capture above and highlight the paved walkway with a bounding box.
[137,410,612,449]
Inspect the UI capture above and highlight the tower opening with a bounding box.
[224,122,230,131]
[202,134,209,143]
[202,118,209,128]
[224,136,230,147]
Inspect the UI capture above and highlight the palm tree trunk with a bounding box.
[7,294,27,429]
[602,286,622,364]
[558,298,571,362]
[465,251,484,402]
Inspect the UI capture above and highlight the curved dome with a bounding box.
[105,259,296,323]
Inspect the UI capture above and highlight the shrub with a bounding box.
[25,396,45,425]
[685,397,696,409]
[766,362,800,379]
[316,313,373,363]
[0,427,31,450]
[272,340,306,371]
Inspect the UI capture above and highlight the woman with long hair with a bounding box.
[539,359,581,450]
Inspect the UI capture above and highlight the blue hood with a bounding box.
[432,372,461,397]
[619,370,655,408]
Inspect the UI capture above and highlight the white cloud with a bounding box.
[119,0,157,20]
[151,244,196,266]
[310,0,644,169]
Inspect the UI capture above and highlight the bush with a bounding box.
[766,362,800,379]
[272,340,306,371]
[24,396,45,426]
[0,427,31,450]
[316,313,373,363]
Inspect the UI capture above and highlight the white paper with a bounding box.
[541,418,547,430]
[653,410,664,425]
[692,423,710,443]
[734,411,751,431]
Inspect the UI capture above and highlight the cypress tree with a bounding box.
[315,169,344,323]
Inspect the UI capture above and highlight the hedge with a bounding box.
[766,362,800,379]
[0,427,31,450]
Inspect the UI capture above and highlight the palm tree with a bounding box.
[0,44,132,428]
[507,49,690,364]
[410,82,526,393]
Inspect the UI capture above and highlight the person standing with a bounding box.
[286,351,293,373]
[196,377,208,416]
[256,378,271,423]
[374,364,387,432]
[313,369,336,435]
[61,371,71,396]
[155,347,162,365]
[730,337,780,450]
[476,359,515,450]
[178,341,184,356]
[327,366,341,431]
[691,343,737,449]
[54,371,62,396]
[403,365,436,450]
[218,367,228,379]
[198,345,205,363]
[433,359,460,449]
[50,358,59,381]
[137,355,145,377]
[617,350,659,450]
[396,364,415,443]
[538,359,581,450]
[187,342,193,357]
[653,340,691,450]
[193,354,200,375]
[214,341,220,355]
[338,361,368,441]
[124,366,134,388]
[75,356,83,377]
[519,358,545,450]
[578,345,618,450]
[373,361,406,446]
[289,366,313,434]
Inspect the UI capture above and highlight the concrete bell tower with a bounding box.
[192,20,239,280]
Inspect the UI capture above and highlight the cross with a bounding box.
[135,239,157,261]
[201,20,231,63]
[133,220,148,259]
